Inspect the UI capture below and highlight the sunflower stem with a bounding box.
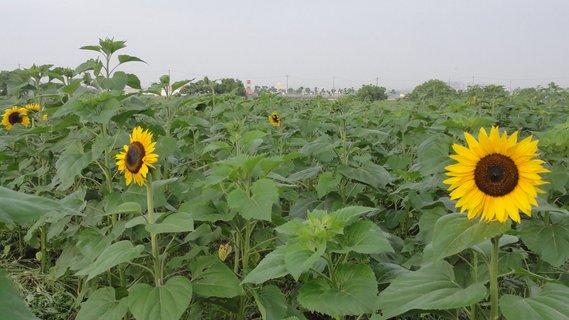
[146,181,162,286]
[489,235,501,320]
[39,226,48,273]
[470,250,478,320]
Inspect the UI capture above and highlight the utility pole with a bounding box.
[285,74,289,93]
[332,76,335,91]
[375,76,379,86]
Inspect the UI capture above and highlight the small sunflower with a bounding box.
[25,103,41,112]
[2,106,31,130]
[444,127,548,223]
[115,126,158,186]
[268,112,281,127]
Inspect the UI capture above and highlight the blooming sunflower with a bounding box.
[2,106,31,130]
[268,112,281,127]
[116,126,158,186]
[25,103,41,112]
[444,126,548,223]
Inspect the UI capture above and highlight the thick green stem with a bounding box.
[39,226,48,273]
[146,182,162,286]
[470,250,478,320]
[489,235,501,320]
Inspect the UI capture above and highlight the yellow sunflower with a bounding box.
[268,112,281,127]
[115,126,158,186]
[2,106,31,130]
[25,103,41,112]
[444,126,548,223]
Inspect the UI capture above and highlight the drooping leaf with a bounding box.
[228,178,278,221]
[128,276,192,320]
[0,268,38,320]
[117,54,145,64]
[331,220,393,254]
[519,216,569,267]
[431,213,510,260]
[298,264,378,317]
[500,283,569,320]
[76,240,144,281]
[285,241,325,280]
[54,140,93,191]
[146,211,194,234]
[252,285,291,320]
[377,261,487,318]
[338,162,392,189]
[189,256,243,298]
[0,187,75,225]
[243,246,289,284]
[76,287,128,320]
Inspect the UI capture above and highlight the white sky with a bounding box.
[1,0,569,90]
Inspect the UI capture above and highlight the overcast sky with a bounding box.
[2,0,569,90]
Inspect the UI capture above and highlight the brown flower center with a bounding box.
[272,115,279,122]
[8,112,22,125]
[474,153,519,196]
[125,141,145,173]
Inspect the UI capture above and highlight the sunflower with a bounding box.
[268,112,281,127]
[444,126,548,223]
[115,126,158,186]
[25,103,41,112]
[2,106,31,130]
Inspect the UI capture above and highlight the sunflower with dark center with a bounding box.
[444,126,549,223]
[116,126,158,186]
[268,112,281,127]
[2,106,31,130]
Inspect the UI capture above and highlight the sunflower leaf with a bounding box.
[500,283,569,320]
[227,178,278,221]
[431,213,510,261]
[377,261,487,318]
[298,263,378,317]
[518,216,569,267]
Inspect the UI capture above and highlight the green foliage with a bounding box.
[409,79,456,101]
[356,84,387,101]
[1,39,568,320]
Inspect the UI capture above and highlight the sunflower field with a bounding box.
[1,39,569,320]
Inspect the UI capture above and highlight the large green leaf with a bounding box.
[377,261,487,318]
[76,287,128,320]
[431,213,510,260]
[519,216,569,267]
[228,178,278,221]
[0,268,38,320]
[128,276,193,320]
[189,255,243,298]
[252,285,290,320]
[243,246,288,284]
[0,187,75,225]
[298,264,378,317]
[53,140,93,191]
[76,240,144,281]
[285,241,326,280]
[500,283,569,320]
[338,162,392,189]
[146,211,194,234]
[331,220,393,254]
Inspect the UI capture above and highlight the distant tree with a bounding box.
[409,79,456,100]
[304,87,311,95]
[0,71,10,96]
[180,77,245,96]
[356,84,388,101]
[215,78,246,96]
